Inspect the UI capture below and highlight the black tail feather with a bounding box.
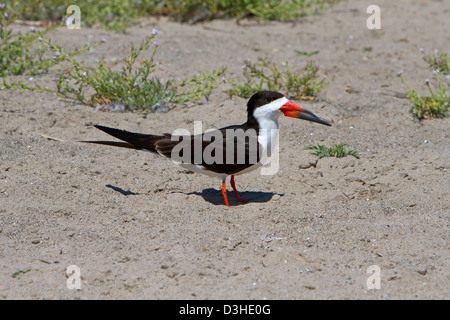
[79,140,140,150]
[84,125,170,153]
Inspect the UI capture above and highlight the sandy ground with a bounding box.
[0,0,449,299]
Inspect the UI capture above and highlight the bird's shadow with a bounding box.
[104,184,282,207]
[105,184,140,196]
[182,188,283,206]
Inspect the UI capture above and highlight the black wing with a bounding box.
[81,125,171,154]
[83,124,262,175]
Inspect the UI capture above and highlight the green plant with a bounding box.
[0,5,53,76]
[5,0,142,32]
[398,72,449,120]
[285,61,329,97]
[11,268,30,278]
[7,0,339,31]
[304,143,360,159]
[0,4,92,77]
[163,0,338,21]
[295,50,319,57]
[176,68,227,103]
[1,32,226,111]
[422,48,450,75]
[227,57,330,99]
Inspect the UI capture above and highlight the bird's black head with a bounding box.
[246,91,285,120]
[246,90,332,127]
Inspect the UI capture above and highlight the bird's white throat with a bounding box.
[252,96,288,131]
[252,97,287,154]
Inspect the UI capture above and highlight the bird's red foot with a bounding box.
[230,175,250,204]
[221,179,230,207]
[236,197,250,204]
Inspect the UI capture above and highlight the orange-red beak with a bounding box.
[280,101,331,126]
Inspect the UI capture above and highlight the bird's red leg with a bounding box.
[230,175,249,203]
[221,179,230,207]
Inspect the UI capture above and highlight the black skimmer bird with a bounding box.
[83,91,331,206]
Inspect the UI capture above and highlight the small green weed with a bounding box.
[295,50,319,57]
[210,0,336,21]
[0,4,91,77]
[5,0,142,32]
[175,68,227,104]
[227,57,330,99]
[422,48,450,75]
[398,72,449,120]
[11,268,30,278]
[0,5,54,76]
[304,143,360,159]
